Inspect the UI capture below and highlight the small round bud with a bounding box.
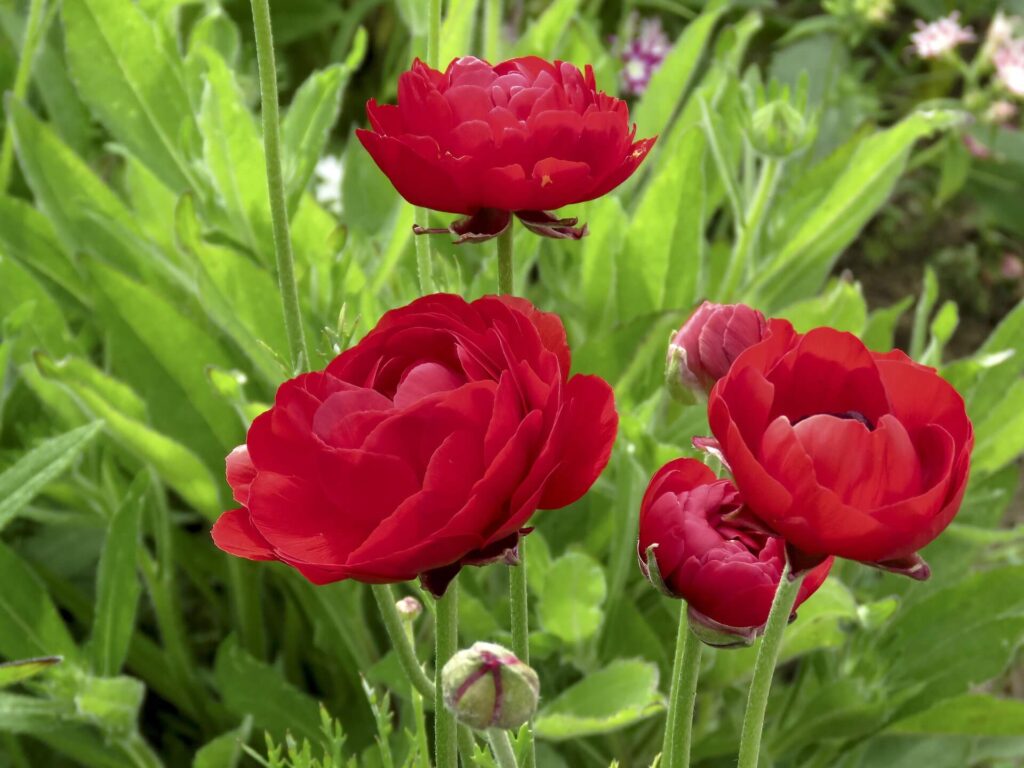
[395,596,423,621]
[749,100,813,158]
[668,302,767,399]
[441,642,539,731]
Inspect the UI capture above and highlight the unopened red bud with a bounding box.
[441,642,539,731]
[668,302,767,398]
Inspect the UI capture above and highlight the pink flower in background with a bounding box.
[911,12,976,59]
[1002,253,1024,280]
[995,40,1024,96]
[986,99,1018,124]
[620,15,671,96]
[962,134,992,159]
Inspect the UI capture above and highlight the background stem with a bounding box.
[249,0,310,372]
[0,0,48,192]
[371,584,434,698]
[662,609,702,768]
[497,225,514,295]
[722,157,782,300]
[487,729,520,768]
[736,562,804,768]
[435,581,460,768]
[484,0,503,62]
[413,0,443,294]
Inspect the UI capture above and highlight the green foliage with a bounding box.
[0,0,1020,766]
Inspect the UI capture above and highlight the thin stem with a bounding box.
[509,538,535,768]
[721,157,782,300]
[0,0,48,192]
[458,726,478,767]
[736,562,804,768]
[428,0,442,68]
[662,608,703,768]
[486,729,519,768]
[371,585,434,698]
[435,581,459,768]
[249,0,310,372]
[700,96,744,234]
[497,224,514,295]
[484,0,503,62]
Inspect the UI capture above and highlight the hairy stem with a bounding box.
[435,581,459,768]
[371,584,434,698]
[661,607,703,768]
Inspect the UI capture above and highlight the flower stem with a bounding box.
[250,0,310,372]
[0,0,48,192]
[736,561,804,768]
[497,224,514,295]
[661,607,703,768]
[435,580,459,768]
[371,585,434,698]
[487,729,520,768]
[484,0,503,62]
[509,538,535,767]
[722,156,782,301]
[413,0,443,295]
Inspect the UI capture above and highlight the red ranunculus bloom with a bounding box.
[638,458,832,646]
[707,319,974,579]
[211,294,617,594]
[356,56,656,242]
[668,301,768,397]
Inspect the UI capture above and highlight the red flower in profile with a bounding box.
[212,294,617,595]
[707,319,974,579]
[638,458,832,646]
[668,301,768,398]
[357,56,656,242]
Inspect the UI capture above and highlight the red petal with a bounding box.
[211,508,276,561]
[225,445,256,505]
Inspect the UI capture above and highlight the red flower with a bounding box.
[356,56,656,242]
[668,301,768,398]
[638,459,832,646]
[212,294,617,594]
[707,319,974,579]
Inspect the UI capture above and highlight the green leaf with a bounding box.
[0,541,77,661]
[62,0,198,191]
[214,637,324,745]
[861,296,913,351]
[537,550,607,644]
[35,353,221,518]
[0,656,62,688]
[283,62,352,214]
[632,1,727,140]
[910,266,939,360]
[87,261,241,464]
[73,674,145,736]
[0,421,102,533]
[621,128,707,317]
[971,377,1024,475]
[197,47,272,262]
[193,720,251,768]
[0,253,74,359]
[0,196,87,303]
[751,110,961,309]
[920,299,959,366]
[89,475,146,676]
[886,695,1024,736]
[440,0,481,67]
[7,99,150,279]
[579,196,626,327]
[534,659,662,740]
[780,279,868,335]
[514,0,580,57]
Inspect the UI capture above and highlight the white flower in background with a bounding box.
[986,98,1018,124]
[619,15,671,96]
[911,12,976,59]
[995,40,1024,96]
[986,11,1019,52]
[314,154,344,215]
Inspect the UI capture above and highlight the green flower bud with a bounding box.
[441,642,539,731]
[743,70,816,159]
[395,596,423,621]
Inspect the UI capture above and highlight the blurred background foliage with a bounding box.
[0,0,1022,766]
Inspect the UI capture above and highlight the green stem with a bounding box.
[435,581,459,768]
[700,96,744,235]
[371,585,435,698]
[458,726,478,767]
[486,729,519,768]
[249,0,310,372]
[484,0,503,62]
[661,608,702,768]
[736,562,804,768]
[428,0,442,68]
[497,225,514,295]
[0,0,48,192]
[509,538,535,768]
[721,156,781,301]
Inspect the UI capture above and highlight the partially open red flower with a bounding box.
[707,319,974,579]
[638,458,832,646]
[357,56,656,242]
[212,294,617,594]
